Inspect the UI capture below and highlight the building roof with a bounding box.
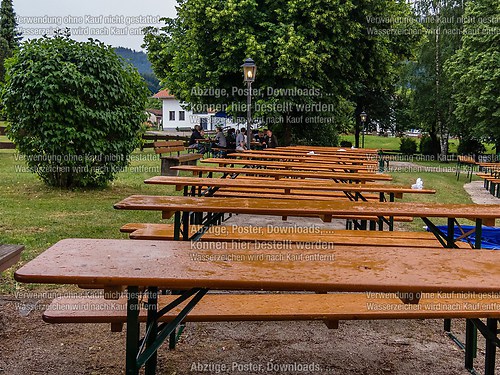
[146,109,163,116]
[153,89,176,99]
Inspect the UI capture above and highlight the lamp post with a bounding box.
[242,58,256,150]
[360,111,367,149]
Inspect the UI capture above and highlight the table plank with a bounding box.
[171,166,393,182]
[114,195,500,224]
[144,176,435,195]
[14,239,500,293]
[201,158,373,172]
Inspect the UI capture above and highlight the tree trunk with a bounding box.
[439,132,449,162]
[282,113,292,146]
[354,105,363,148]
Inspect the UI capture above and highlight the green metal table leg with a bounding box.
[475,219,483,249]
[145,287,159,375]
[126,286,140,375]
[173,212,181,241]
[182,211,189,241]
[447,218,455,248]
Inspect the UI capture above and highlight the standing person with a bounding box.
[235,128,247,151]
[264,128,278,148]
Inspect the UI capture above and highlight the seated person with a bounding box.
[254,130,265,144]
[212,126,227,148]
[264,128,278,148]
[226,128,236,149]
[235,128,247,151]
[188,125,206,154]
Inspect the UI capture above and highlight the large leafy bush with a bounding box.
[3,37,148,187]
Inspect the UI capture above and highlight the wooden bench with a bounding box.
[42,292,500,332]
[477,174,500,197]
[141,132,190,150]
[212,189,381,201]
[153,141,203,176]
[201,157,373,173]
[144,176,435,201]
[170,165,393,183]
[120,223,470,248]
[0,244,24,272]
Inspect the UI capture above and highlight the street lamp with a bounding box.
[360,111,367,149]
[242,58,256,150]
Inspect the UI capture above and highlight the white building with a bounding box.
[153,89,238,131]
[153,89,216,131]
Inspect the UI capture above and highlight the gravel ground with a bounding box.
[1,177,499,374]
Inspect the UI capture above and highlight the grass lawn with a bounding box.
[339,134,478,155]
[388,161,478,232]
[0,150,477,292]
[0,148,184,292]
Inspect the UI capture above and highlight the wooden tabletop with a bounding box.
[114,195,499,225]
[201,158,373,172]
[228,152,378,165]
[276,146,379,155]
[14,239,500,293]
[243,149,377,160]
[171,166,393,182]
[144,176,435,196]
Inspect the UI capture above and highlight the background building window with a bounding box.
[169,111,175,121]
[179,111,185,121]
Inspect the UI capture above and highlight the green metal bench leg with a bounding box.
[485,318,497,375]
[444,319,451,332]
[145,287,159,375]
[126,286,140,375]
[465,319,478,371]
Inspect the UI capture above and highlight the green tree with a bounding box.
[144,0,421,146]
[445,0,500,154]
[2,37,149,188]
[0,36,8,81]
[0,0,20,50]
[409,0,466,158]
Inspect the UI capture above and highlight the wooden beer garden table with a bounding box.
[200,158,374,173]
[14,238,500,375]
[227,152,378,165]
[144,176,435,202]
[114,195,499,245]
[242,148,378,160]
[171,165,392,183]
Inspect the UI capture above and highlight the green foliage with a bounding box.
[400,137,417,155]
[408,0,466,155]
[0,0,19,51]
[457,137,486,156]
[0,36,8,82]
[419,134,440,155]
[144,0,421,146]
[2,37,149,188]
[445,0,500,153]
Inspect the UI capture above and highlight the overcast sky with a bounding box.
[13,0,177,50]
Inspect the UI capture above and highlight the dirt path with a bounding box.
[464,181,500,204]
[1,172,499,374]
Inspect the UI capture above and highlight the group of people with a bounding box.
[188,125,278,154]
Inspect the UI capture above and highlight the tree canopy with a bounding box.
[0,0,19,82]
[144,0,421,146]
[3,37,149,188]
[445,0,500,153]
